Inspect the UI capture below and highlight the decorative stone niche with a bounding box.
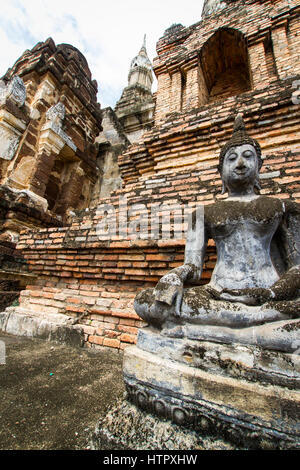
[199,27,252,103]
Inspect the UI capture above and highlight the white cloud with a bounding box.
[0,0,205,107]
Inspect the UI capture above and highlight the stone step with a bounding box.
[0,308,84,348]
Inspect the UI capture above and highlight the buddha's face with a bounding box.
[222,144,259,192]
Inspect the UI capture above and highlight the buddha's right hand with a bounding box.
[154,272,184,315]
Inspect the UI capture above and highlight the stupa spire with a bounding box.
[114,33,155,143]
[142,34,146,50]
[127,35,153,89]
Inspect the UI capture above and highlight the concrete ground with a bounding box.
[0,332,125,450]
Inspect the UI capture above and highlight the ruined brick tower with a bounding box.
[0,38,102,239]
[0,0,299,350]
[0,38,103,310]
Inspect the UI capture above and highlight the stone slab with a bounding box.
[0,308,84,348]
[137,327,300,389]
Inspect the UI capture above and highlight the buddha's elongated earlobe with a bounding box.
[254,176,261,193]
[221,179,227,195]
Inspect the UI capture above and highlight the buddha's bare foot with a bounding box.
[161,322,184,338]
[220,287,275,305]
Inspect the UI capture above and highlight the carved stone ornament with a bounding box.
[46,102,66,128]
[44,102,76,152]
[202,0,235,17]
[0,127,20,161]
[123,378,299,449]
[0,76,26,107]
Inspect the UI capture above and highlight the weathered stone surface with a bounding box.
[0,308,84,348]
[0,76,26,108]
[137,327,300,389]
[122,342,300,449]
[0,101,27,162]
[0,184,62,243]
[92,107,128,202]
[91,398,236,450]
[202,0,234,18]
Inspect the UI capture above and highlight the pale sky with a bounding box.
[0,0,205,108]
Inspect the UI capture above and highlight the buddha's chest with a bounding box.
[210,218,280,243]
[205,198,283,241]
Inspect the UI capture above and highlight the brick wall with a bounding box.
[118,79,300,185]
[0,240,26,310]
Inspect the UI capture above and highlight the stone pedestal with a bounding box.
[93,327,300,450]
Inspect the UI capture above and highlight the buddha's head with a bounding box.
[218,114,262,194]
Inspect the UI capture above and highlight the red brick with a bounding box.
[66,306,86,313]
[119,333,136,344]
[103,338,120,349]
[89,336,104,345]
[117,325,138,335]
[111,310,141,320]
[67,297,81,304]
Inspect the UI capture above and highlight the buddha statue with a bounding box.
[134,115,300,352]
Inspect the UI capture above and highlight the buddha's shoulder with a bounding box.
[282,198,300,217]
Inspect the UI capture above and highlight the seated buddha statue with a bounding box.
[134,115,300,352]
